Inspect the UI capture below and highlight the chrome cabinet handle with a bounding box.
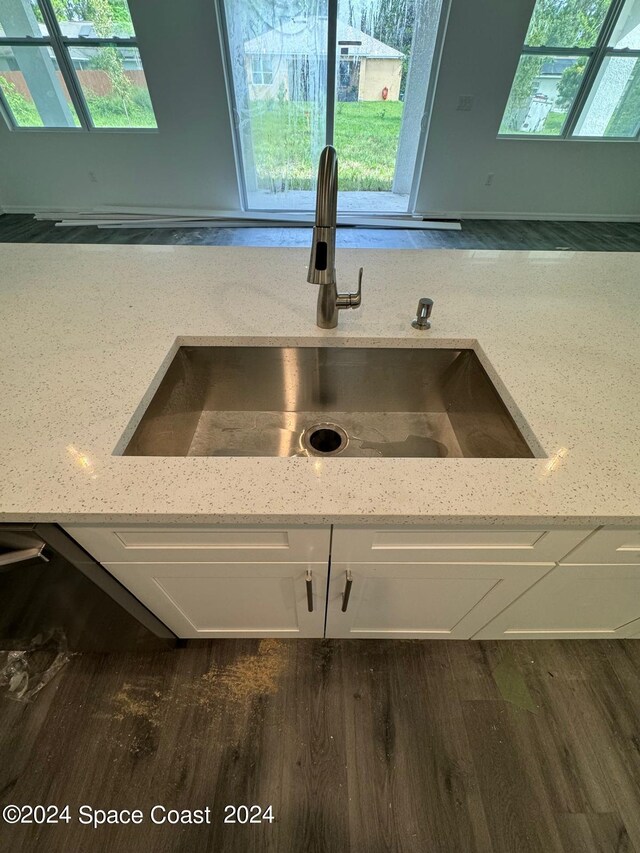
[306,569,314,612]
[0,544,48,569]
[342,570,353,612]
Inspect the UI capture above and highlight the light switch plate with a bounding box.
[457,95,474,111]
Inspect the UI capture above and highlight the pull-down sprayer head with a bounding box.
[307,145,338,286]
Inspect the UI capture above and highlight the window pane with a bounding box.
[0,0,47,37]
[333,10,405,201]
[53,0,135,39]
[524,0,612,48]
[574,55,640,136]
[70,45,156,127]
[223,0,328,210]
[251,56,273,85]
[0,45,79,126]
[499,54,587,134]
[333,0,443,213]
[608,0,640,48]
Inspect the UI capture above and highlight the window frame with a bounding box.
[0,0,156,131]
[499,0,640,142]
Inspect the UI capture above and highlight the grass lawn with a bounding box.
[86,93,156,128]
[249,99,404,192]
[541,111,565,134]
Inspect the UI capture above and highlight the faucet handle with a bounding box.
[412,297,433,330]
[336,267,363,309]
[353,267,363,307]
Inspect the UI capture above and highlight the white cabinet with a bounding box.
[104,561,327,639]
[473,564,640,640]
[474,527,640,639]
[325,562,552,639]
[560,527,640,565]
[63,524,332,639]
[326,525,592,641]
[64,524,330,563]
[332,526,591,564]
[66,522,637,641]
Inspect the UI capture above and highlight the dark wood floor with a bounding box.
[1,213,640,250]
[1,639,640,852]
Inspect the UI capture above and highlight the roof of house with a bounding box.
[244,19,404,60]
[539,57,575,76]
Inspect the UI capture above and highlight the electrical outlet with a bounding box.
[456,95,474,111]
[485,173,495,186]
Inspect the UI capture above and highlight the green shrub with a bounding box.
[0,76,42,126]
[86,90,156,127]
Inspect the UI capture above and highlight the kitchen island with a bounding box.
[1,244,639,639]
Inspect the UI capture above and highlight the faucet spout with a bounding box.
[307,145,363,329]
[308,145,338,287]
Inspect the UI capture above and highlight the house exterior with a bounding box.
[518,58,574,132]
[243,19,403,103]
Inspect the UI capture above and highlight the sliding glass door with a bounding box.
[221,0,445,213]
[222,0,328,211]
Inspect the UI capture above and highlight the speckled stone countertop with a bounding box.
[0,244,638,525]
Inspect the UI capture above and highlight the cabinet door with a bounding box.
[332,527,591,565]
[473,564,640,640]
[325,562,551,639]
[104,562,327,638]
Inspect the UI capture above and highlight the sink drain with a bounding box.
[302,423,349,456]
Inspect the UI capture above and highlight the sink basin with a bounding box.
[121,346,535,458]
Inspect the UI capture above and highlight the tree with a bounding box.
[50,0,132,32]
[32,1,135,114]
[525,0,611,48]
[85,1,133,115]
[556,56,587,108]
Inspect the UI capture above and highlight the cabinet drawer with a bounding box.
[332,527,591,565]
[64,524,330,564]
[103,561,328,638]
[561,528,640,564]
[473,564,640,640]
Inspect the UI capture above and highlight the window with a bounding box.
[250,55,274,85]
[499,0,640,139]
[0,0,156,129]
[222,0,445,213]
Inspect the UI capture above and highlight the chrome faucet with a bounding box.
[307,145,362,328]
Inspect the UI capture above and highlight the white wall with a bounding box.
[0,0,241,214]
[0,0,638,219]
[415,0,640,219]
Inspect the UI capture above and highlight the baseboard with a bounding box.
[4,204,640,223]
[414,210,640,223]
[3,204,223,217]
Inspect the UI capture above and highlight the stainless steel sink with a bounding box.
[121,346,535,458]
